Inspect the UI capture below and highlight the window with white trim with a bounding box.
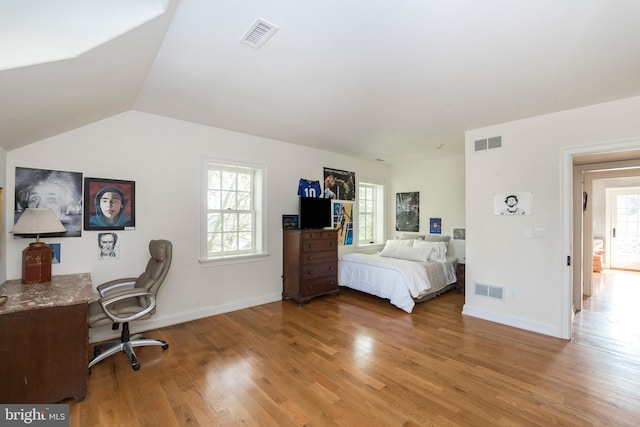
[202,160,265,260]
[358,182,384,245]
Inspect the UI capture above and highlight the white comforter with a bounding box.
[338,252,456,313]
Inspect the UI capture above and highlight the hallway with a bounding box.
[574,269,640,353]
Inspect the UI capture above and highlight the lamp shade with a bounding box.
[11,208,67,235]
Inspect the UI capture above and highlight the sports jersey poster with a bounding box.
[396,192,419,232]
[323,167,355,200]
[297,178,322,198]
[333,201,353,246]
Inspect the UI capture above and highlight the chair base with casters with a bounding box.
[89,322,169,371]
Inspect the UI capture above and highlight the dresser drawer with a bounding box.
[302,238,336,253]
[302,261,337,280]
[301,230,336,241]
[301,251,336,264]
[301,276,338,296]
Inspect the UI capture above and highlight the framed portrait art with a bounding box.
[15,166,83,237]
[84,178,136,230]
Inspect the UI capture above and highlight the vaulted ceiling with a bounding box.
[2,0,640,163]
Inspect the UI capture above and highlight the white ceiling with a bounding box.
[2,0,640,163]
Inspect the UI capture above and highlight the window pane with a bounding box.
[237,191,251,210]
[222,171,236,190]
[223,212,237,231]
[208,170,221,189]
[221,191,236,210]
[207,212,222,232]
[223,232,238,251]
[238,232,252,250]
[238,172,252,192]
[238,213,252,231]
[207,190,221,210]
[207,233,222,254]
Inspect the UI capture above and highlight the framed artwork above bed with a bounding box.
[396,192,419,232]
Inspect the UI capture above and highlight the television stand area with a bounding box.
[282,229,339,305]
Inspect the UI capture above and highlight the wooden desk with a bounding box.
[0,273,93,403]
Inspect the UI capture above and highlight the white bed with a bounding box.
[338,238,457,313]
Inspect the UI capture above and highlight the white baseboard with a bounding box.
[461,304,563,339]
[89,292,282,343]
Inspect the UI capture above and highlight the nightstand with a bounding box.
[456,259,465,294]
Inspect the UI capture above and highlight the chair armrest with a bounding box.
[98,288,156,323]
[96,278,138,297]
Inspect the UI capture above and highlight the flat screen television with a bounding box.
[299,197,331,229]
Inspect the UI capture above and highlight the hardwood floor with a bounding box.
[69,273,640,426]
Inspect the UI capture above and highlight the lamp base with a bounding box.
[22,242,53,284]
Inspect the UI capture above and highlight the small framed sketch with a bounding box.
[452,228,466,240]
[282,214,299,230]
[494,192,533,216]
[98,232,120,260]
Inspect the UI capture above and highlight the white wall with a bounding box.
[387,154,466,258]
[4,110,389,341]
[464,96,640,338]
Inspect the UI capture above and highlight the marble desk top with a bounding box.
[0,273,93,315]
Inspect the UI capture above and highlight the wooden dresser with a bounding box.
[282,229,339,305]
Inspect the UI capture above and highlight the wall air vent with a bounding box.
[474,283,504,300]
[488,136,502,149]
[474,139,487,151]
[474,136,502,152]
[240,18,279,49]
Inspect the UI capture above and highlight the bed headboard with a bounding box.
[395,234,458,258]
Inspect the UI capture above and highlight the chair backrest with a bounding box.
[134,240,173,310]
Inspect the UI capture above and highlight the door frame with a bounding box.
[561,138,640,340]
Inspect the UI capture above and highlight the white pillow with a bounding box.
[424,235,451,243]
[413,240,447,262]
[380,245,433,262]
[385,239,413,247]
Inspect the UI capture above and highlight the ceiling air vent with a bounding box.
[240,18,279,49]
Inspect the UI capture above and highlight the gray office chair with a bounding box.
[88,239,172,371]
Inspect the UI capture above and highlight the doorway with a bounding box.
[562,140,640,340]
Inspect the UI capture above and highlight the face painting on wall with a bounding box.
[14,167,83,238]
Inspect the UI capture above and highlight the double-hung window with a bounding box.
[202,159,265,262]
[358,182,385,245]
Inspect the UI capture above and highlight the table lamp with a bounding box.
[10,208,67,284]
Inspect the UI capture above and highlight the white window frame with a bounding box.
[358,182,385,246]
[200,158,267,266]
